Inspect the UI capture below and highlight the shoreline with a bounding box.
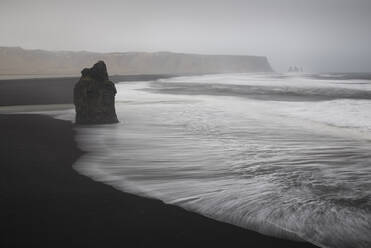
[0,76,319,247]
[1,113,318,247]
[0,75,175,106]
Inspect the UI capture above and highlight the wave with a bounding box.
[146,81,371,102]
[148,74,371,136]
[54,74,371,248]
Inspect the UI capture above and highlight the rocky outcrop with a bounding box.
[73,61,118,124]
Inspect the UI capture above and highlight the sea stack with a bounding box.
[73,61,119,124]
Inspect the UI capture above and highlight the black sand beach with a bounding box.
[0,77,319,248]
[0,75,174,106]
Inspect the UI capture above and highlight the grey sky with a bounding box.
[1,0,371,72]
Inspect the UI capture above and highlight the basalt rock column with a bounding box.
[74,61,119,124]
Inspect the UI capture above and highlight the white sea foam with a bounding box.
[53,74,371,248]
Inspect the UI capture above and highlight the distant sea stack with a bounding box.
[74,61,119,124]
[288,66,303,73]
[0,47,274,76]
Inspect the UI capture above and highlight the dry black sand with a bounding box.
[0,77,319,248]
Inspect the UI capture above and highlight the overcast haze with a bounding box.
[1,0,371,72]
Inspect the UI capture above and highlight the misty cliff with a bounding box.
[0,47,273,76]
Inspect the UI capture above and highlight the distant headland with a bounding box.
[0,46,273,76]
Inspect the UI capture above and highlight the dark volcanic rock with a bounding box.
[73,61,119,124]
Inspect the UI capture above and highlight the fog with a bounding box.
[1,0,371,72]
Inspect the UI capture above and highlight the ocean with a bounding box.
[55,73,371,248]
